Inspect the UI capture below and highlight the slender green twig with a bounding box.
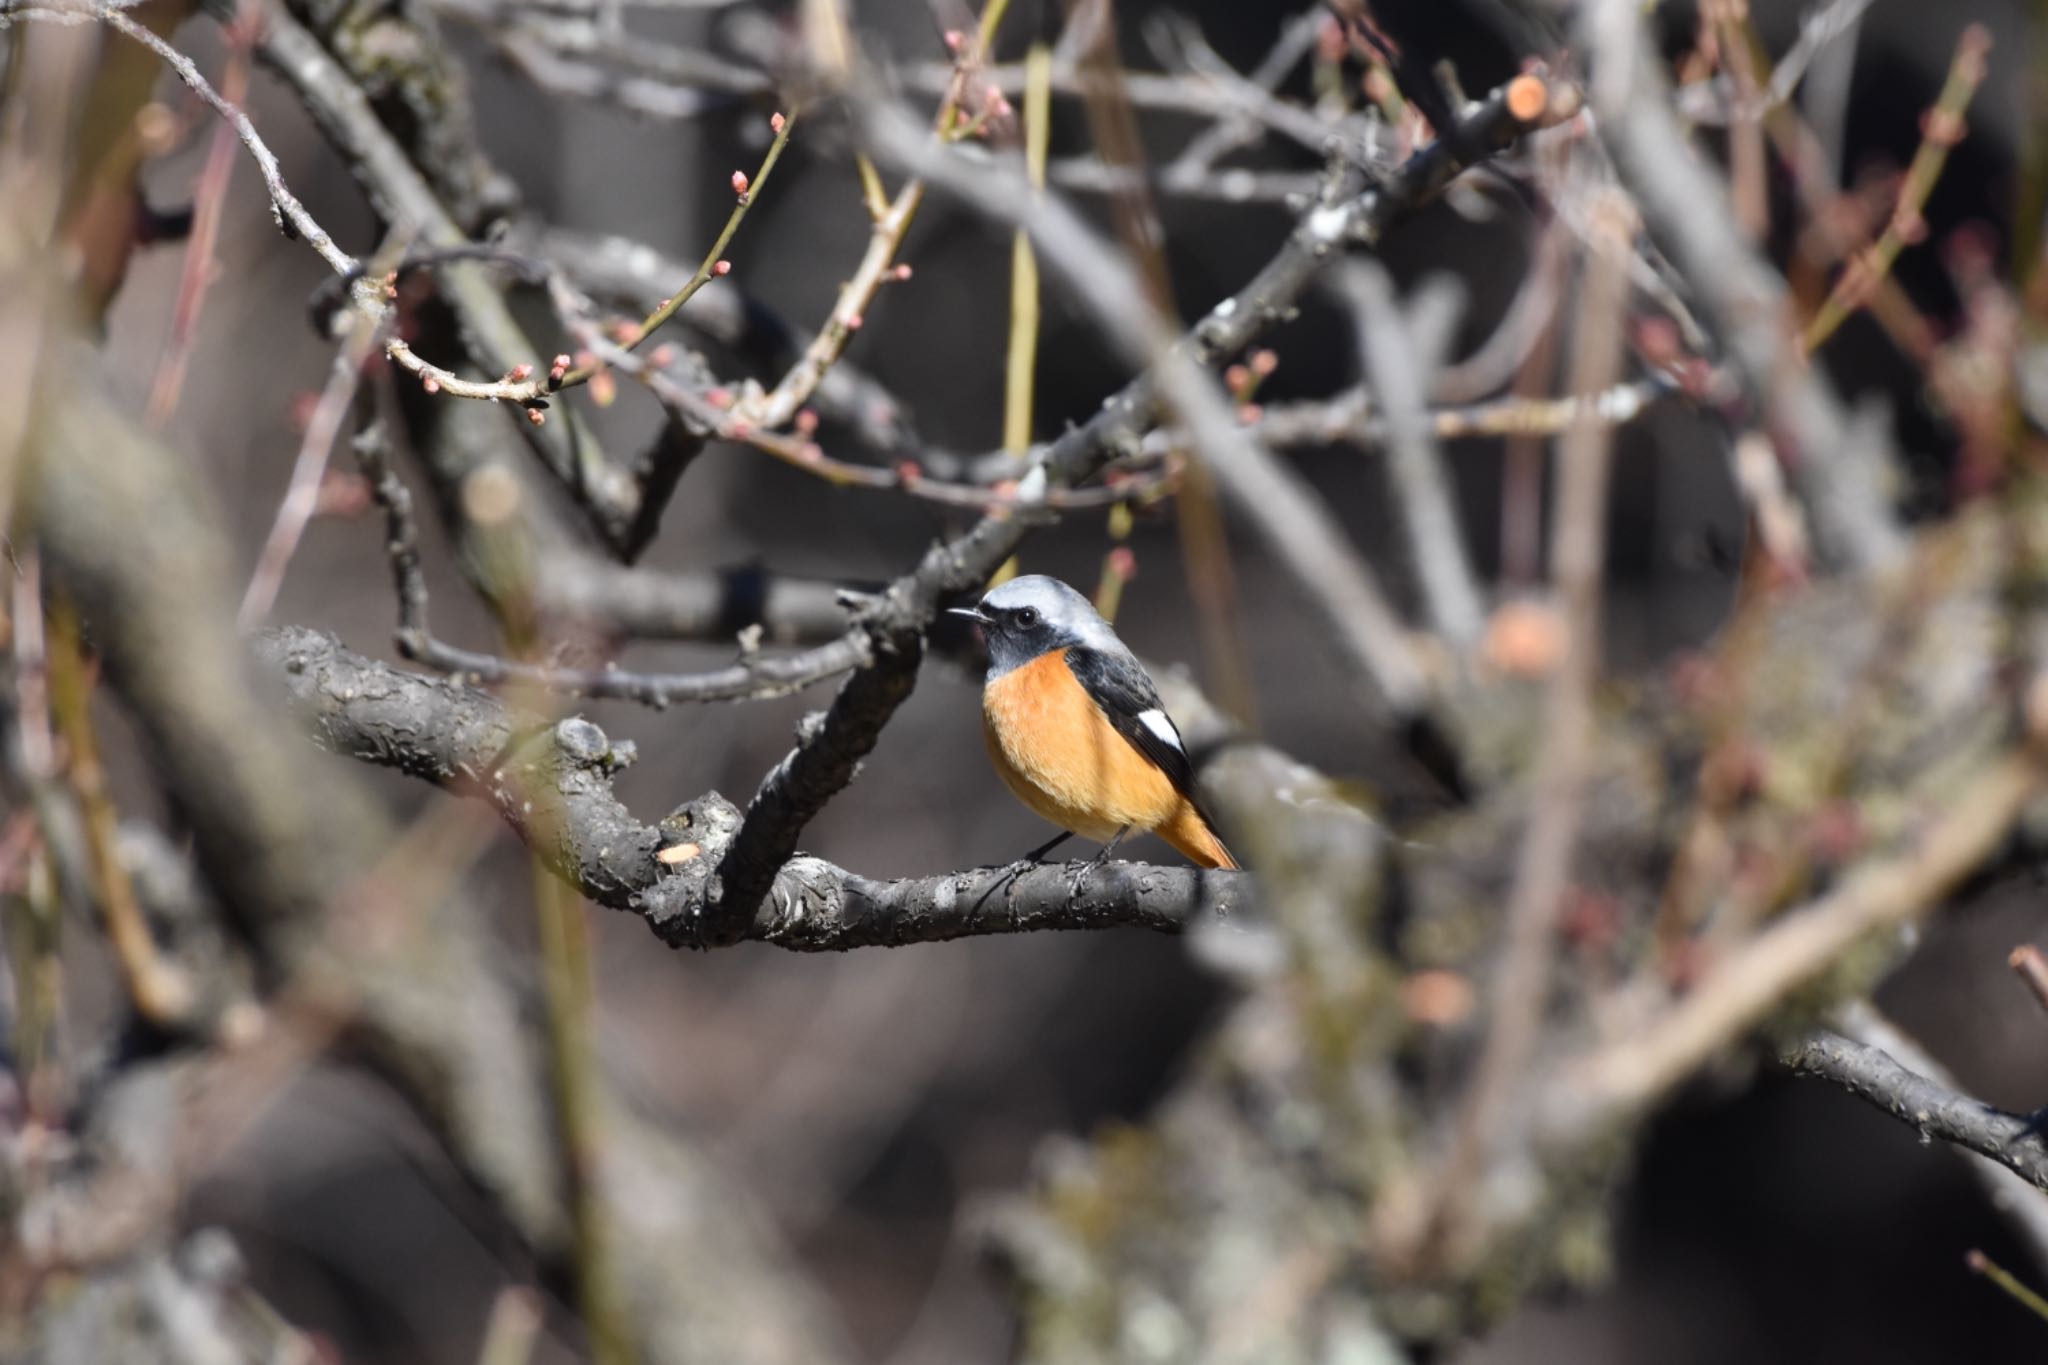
[1002,41,1051,455]
[1968,1249,2048,1324]
[534,864,632,1365]
[46,601,191,1026]
[576,108,800,377]
[385,109,799,402]
[1803,25,1991,352]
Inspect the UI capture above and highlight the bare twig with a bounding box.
[1,2,354,274]
[237,305,385,629]
[2012,944,2048,1016]
[1333,260,1484,646]
[144,5,258,427]
[1782,1027,2048,1193]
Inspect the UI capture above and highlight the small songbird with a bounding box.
[950,575,1238,870]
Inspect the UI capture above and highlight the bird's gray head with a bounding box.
[949,574,1121,677]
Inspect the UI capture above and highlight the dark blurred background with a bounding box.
[83,0,2048,1359]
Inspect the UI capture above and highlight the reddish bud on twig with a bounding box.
[1249,348,1278,376]
[422,376,441,395]
[731,169,750,194]
[1635,315,1683,365]
[506,362,533,382]
[891,264,913,281]
[1315,14,1345,63]
[1921,107,1967,147]
[1505,73,1549,124]
[2008,944,2048,1015]
[943,28,964,52]
[894,460,922,482]
[526,407,546,426]
[1401,970,1475,1027]
[714,259,732,276]
[1224,363,1250,392]
[1484,599,1566,678]
[770,112,786,134]
[1106,546,1137,580]
[648,344,675,368]
[550,354,571,382]
[313,469,372,520]
[707,387,733,408]
[1560,889,1622,953]
[1807,802,1866,864]
[845,313,864,331]
[795,409,819,436]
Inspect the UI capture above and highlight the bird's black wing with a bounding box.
[1064,646,1200,803]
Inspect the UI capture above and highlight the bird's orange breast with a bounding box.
[982,648,1184,844]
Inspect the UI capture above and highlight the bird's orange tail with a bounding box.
[1158,802,1239,870]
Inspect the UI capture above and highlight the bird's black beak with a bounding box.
[947,606,989,625]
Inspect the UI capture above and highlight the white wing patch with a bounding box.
[1137,708,1184,754]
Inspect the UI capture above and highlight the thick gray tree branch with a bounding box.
[254,626,1247,949]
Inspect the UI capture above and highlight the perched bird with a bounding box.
[950,575,1238,870]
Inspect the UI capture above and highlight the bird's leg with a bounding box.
[1066,826,1131,896]
[1020,830,1072,864]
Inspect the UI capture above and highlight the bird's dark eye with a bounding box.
[1014,606,1041,629]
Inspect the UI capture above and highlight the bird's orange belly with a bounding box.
[981,649,1180,841]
